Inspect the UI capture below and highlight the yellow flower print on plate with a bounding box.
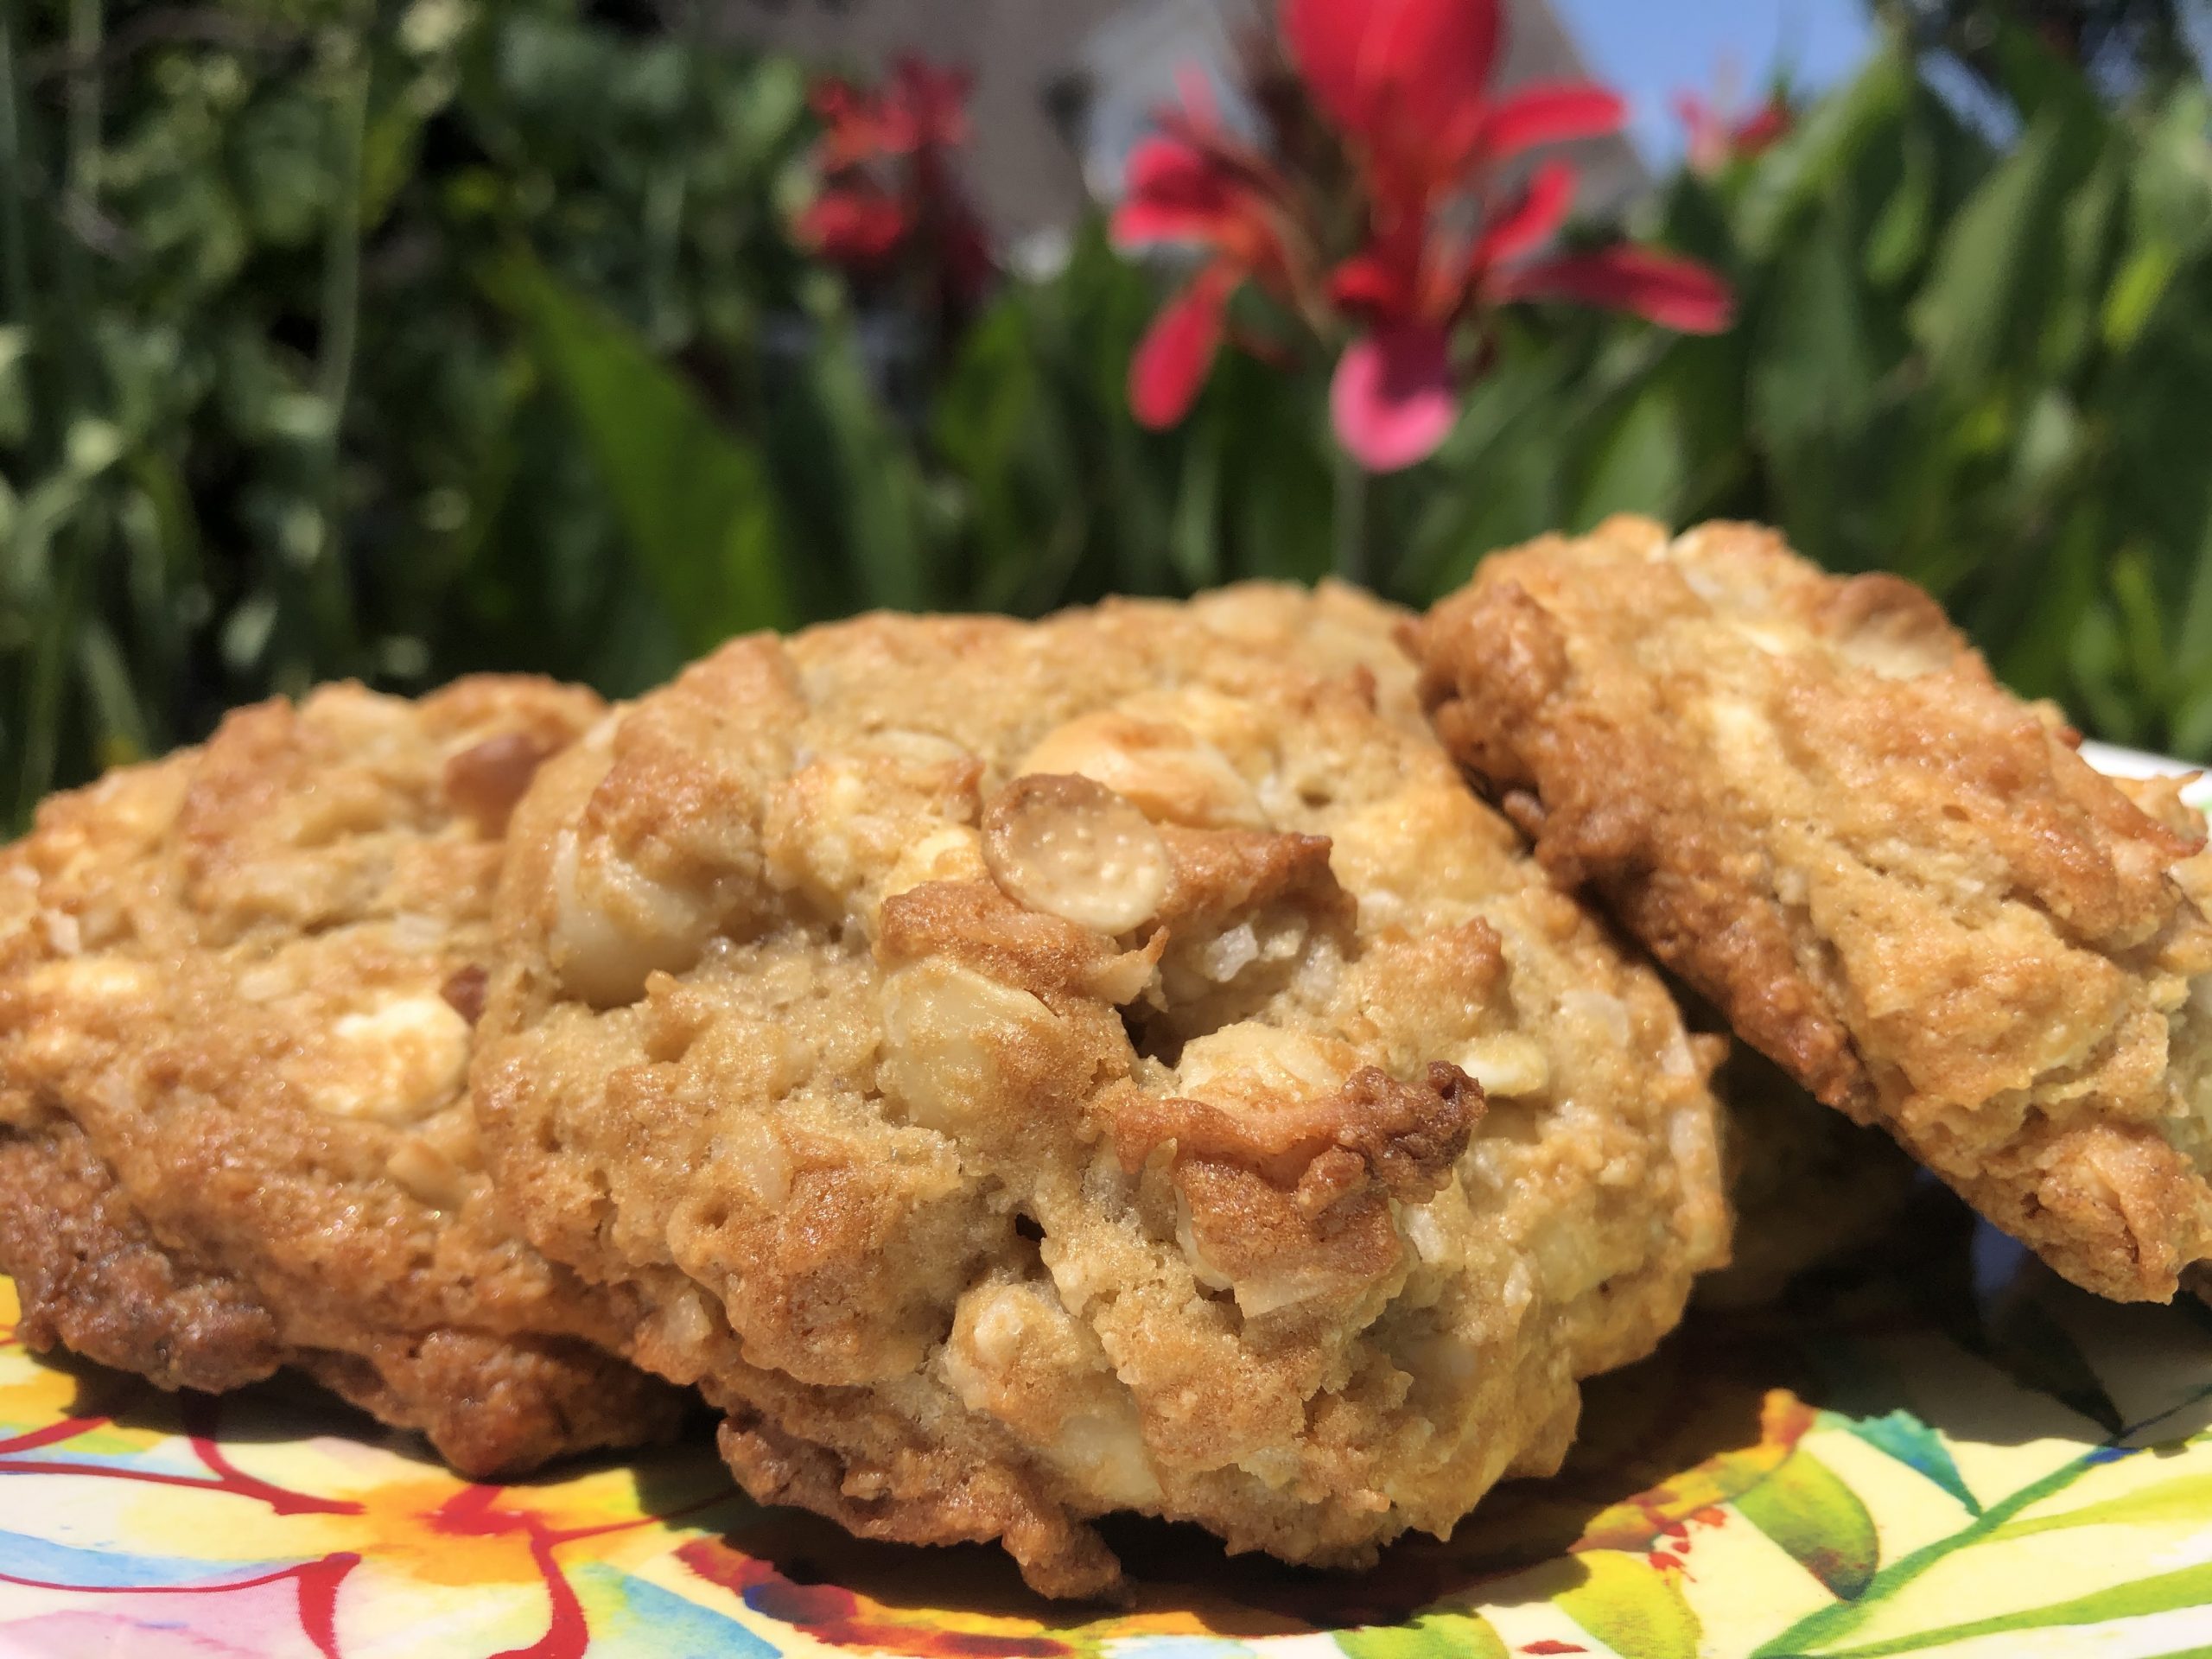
[3,1248,2212,1658]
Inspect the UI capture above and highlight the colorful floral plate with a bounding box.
[3,743,2209,1659]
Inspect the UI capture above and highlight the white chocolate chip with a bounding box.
[385,1106,481,1210]
[1560,988,1632,1048]
[1452,1033,1551,1097]
[1175,1023,1351,1101]
[880,959,1056,1132]
[716,1113,793,1210]
[1019,710,1265,830]
[321,993,473,1124]
[883,824,989,902]
[549,829,716,1007]
[385,1135,473,1211]
[982,774,1171,935]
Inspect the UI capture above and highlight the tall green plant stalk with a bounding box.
[297,35,370,681]
[314,48,366,442]
[0,2,30,327]
[1332,442,1368,587]
[641,0,705,347]
[66,0,98,203]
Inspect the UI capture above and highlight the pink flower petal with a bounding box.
[1480,81,1627,158]
[1129,269,1232,429]
[1111,136,1237,246]
[1734,97,1793,156]
[1497,245,1736,333]
[798,183,912,264]
[1330,325,1459,472]
[1363,0,1503,146]
[887,54,972,152]
[1471,159,1578,272]
[811,80,895,169]
[1675,91,1728,174]
[1284,0,1381,136]
[1327,221,1425,321]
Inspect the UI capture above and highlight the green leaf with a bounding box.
[1986,21,2103,128]
[1808,1560,2212,1659]
[1169,415,1222,591]
[1555,1550,1701,1659]
[75,620,149,768]
[2070,603,2139,747]
[932,296,1052,605]
[0,325,29,448]
[2104,241,2180,352]
[1737,1449,1880,1599]
[1910,99,2096,394]
[1751,1447,2108,1657]
[798,295,930,613]
[1842,1412,1979,1516]
[1752,193,1885,451]
[1995,502,2104,702]
[231,93,328,248]
[497,251,790,652]
[727,58,805,170]
[2111,546,2171,711]
[1991,1471,2212,1541]
[1738,48,1912,257]
[1865,133,1934,287]
[1337,1610,1508,1659]
[2041,151,2122,380]
[2130,84,2212,262]
[362,100,429,230]
[1572,382,1684,531]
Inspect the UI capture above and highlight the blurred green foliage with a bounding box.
[4,0,2212,828]
[0,0,817,819]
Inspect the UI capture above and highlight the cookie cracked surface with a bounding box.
[1413,516,2212,1301]
[475,582,1728,1596]
[0,677,684,1476]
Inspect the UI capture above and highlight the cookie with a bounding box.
[0,678,683,1476]
[474,582,1729,1596]
[1412,516,2212,1301]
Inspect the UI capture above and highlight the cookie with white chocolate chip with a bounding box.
[473,582,1731,1597]
[0,678,683,1476]
[1412,516,2212,1303]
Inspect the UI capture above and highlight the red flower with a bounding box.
[1116,0,1735,471]
[1286,0,1622,213]
[798,55,993,312]
[1110,88,1313,429]
[878,56,973,154]
[1675,86,1793,175]
[810,58,971,168]
[797,179,912,268]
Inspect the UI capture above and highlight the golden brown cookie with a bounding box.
[1412,516,2212,1302]
[0,678,683,1476]
[474,582,1729,1596]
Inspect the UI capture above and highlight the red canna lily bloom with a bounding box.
[1116,0,1735,471]
[797,177,913,268]
[1675,86,1793,175]
[1285,0,1624,217]
[1111,84,1319,429]
[799,54,994,312]
[878,55,974,154]
[1732,97,1793,155]
[811,57,973,168]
